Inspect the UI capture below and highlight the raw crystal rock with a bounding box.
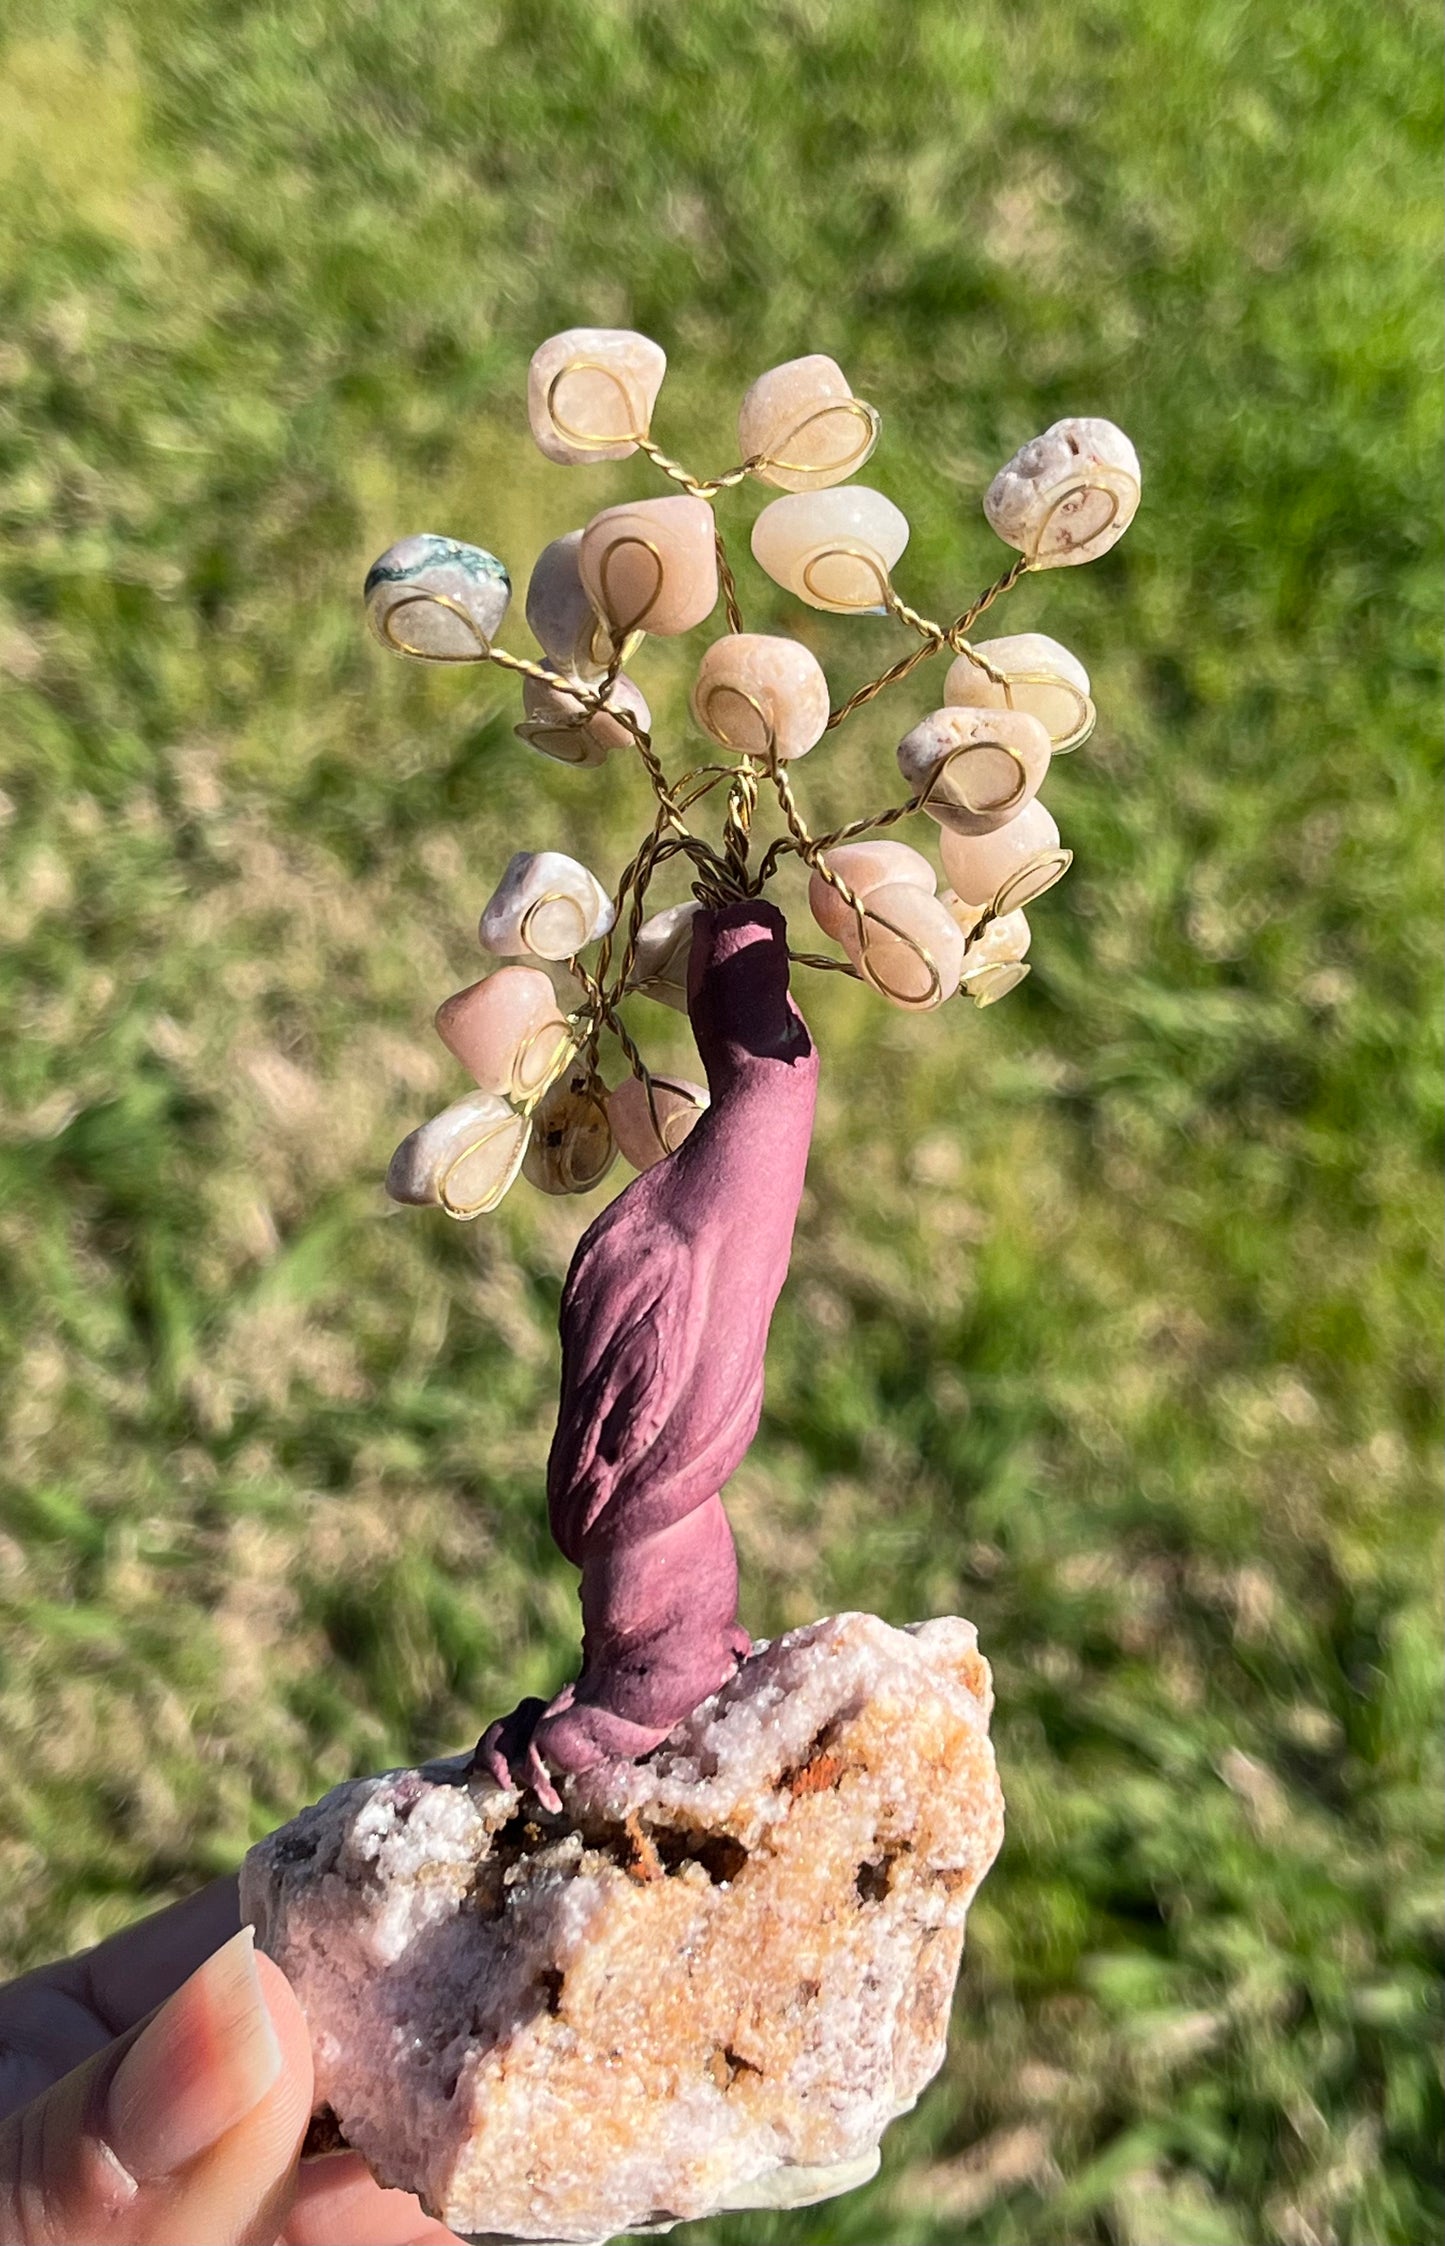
[528,329,667,467]
[984,417,1140,568]
[523,1061,617,1197]
[939,801,1070,914]
[608,1074,709,1170]
[365,536,511,661]
[944,633,1095,753]
[516,668,651,768]
[750,488,909,613]
[480,852,616,961]
[579,497,718,639]
[525,532,611,679]
[385,1091,529,1218]
[896,706,1053,836]
[690,633,831,762]
[807,839,936,944]
[242,1610,1005,2246]
[841,883,966,1009]
[626,900,701,1012]
[737,355,880,492]
[435,968,572,1101]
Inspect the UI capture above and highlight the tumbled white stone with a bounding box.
[690,634,831,762]
[609,1073,709,1169]
[522,1060,617,1196]
[738,355,880,492]
[625,900,700,1012]
[944,633,1094,753]
[939,889,985,942]
[515,667,651,768]
[807,839,936,945]
[897,706,1052,836]
[480,852,615,962]
[528,328,667,466]
[751,488,909,613]
[579,496,719,638]
[525,531,611,679]
[939,802,1071,914]
[961,958,1031,1007]
[364,535,510,661]
[984,417,1140,568]
[434,968,572,1101]
[242,1611,1004,2246]
[385,1091,529,1218]
[965,907,1031,966]
[841,882,966,1010]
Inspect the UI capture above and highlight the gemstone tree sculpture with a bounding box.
[368,330,1141,1809]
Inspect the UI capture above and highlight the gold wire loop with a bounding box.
[855,901,945,1010]
[961,958,1031,1006]
[597,534,667,638]
[697,679,778,765]
[799,539,894,611]
[438,1115,529,1219]
[379,590,493,662]
[1025,469,1138,565]
[757,396,881,483]
[545,359,650,450]
[923,736,1031,820]
[518,889,594,958]
[990,848,1074,918]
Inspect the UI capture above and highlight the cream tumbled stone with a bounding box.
[897,706,1053,836]
[945,633,1095,753]
[939,801,1070,914]
[842,883,966,1009]
[965,907,1031,966]
[690,634,831,762]
[626,899,700,1012]
[579,495,719,638]
[242,1612,1004,2245]
[385,1091,529,1218]
[515,666,651,768]
[522,1060,617,1196]
[364,535,510,661]
[527,327,667,466]
[433,968,571,1103]
[479,852,615,962]
[807,839,936,944]
[738,355,880,492]
[609,1073,709,1169]
[525,531,610,679]
[751,487,909,613]
[984,417,1140,568]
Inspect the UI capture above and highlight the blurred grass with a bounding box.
[0,1,1440,2240]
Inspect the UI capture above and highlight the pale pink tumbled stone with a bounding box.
[738,355,880,492]
[515,666,651,768]
[385,1091,529,1218]
[807,839,936,943]
[944,633,1095,753]
[751,487,909,613]
[840,882,966,1009]
[579,495,718,638]
[966,907,1032,966]
[522,1059,617,1196]
[897,706,1053,836]
[626,899,700,1011]
[690,633,831,762]
[527,328,667,466]
[939,801,1070,914]
[984,417,1140,568]
[479,851,615,961]
[434,967,570,1101]
[525,531,610,679]
[608,1073,709,1170]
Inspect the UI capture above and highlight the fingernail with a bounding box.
[106,1926,283,2179]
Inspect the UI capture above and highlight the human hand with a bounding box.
[0,1879,461,2245]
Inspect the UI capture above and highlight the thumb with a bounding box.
[0,1927,313,2246]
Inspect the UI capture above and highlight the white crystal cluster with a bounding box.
[363,327,1141,1213]
[242,1613,1005,2246]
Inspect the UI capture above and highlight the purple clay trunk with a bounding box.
[476,899,819,1809]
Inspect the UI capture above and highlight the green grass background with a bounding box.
[0,2,1440,2239]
